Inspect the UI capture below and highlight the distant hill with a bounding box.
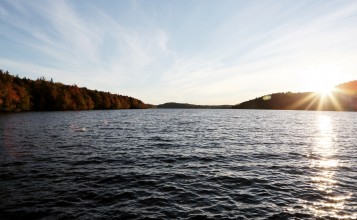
[336,80,357,94]
[157,102,232,109]
[144,104,157,109]
[0,69,148,112]
[232,80,357,111]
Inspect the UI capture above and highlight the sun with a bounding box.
[293,66,345,111]
[316,84,335,96]
[297,64,342,96]
[310,76,337,96]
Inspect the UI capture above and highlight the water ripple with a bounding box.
[0,110,356,219]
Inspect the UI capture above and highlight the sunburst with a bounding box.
[288,87,343,111]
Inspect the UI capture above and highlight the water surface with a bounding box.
[0,110,356,219]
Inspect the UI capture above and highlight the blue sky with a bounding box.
[1,0,357,105]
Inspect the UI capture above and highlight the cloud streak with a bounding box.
[1,0,357,104]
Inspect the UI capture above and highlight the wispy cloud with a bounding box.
[1,0,357,104]
[0,0,172,95]
[154,1,357,104]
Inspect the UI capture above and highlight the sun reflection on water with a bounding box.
[305,115,355,219]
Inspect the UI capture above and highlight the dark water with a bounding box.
[0,109,356,219]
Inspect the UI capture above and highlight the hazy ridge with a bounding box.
[156,102,232,109]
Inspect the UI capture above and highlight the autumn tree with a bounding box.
[0,69,147,112]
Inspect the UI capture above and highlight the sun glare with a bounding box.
[315,84,335,96]
[298,65,342,97]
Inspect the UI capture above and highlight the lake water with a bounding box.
[0,109,356,219]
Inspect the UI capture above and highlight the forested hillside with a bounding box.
[0,70,147,112]
[232,80,357,111]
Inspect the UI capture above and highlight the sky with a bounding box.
[1,0,357,105]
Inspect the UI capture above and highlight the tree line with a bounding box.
[232,92,321,110]
[232,80,357,111]
[0,70,147,112]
